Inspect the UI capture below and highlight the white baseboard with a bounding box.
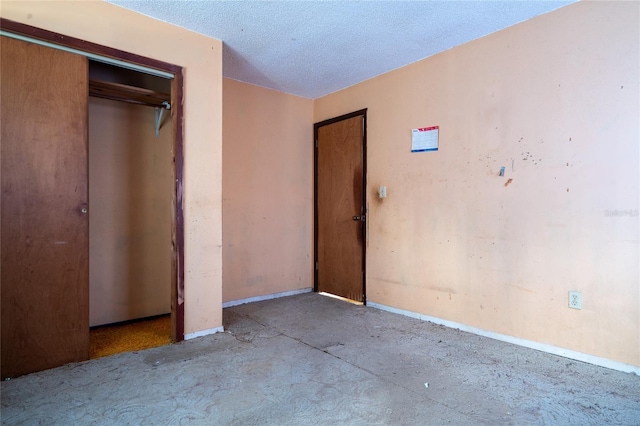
[185,288,312,340]
[222,287,312,308]
[184,326,224,340]
[367,301,640,375]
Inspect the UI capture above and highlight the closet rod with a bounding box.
[1,30,174,79]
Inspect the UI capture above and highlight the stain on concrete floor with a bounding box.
[2,293,639,425]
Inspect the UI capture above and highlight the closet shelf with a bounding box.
[89,79,171,109]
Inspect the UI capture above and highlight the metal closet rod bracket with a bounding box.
[155,101,171,138]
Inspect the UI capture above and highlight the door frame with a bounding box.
[313,109,368,303]
[0,18,186,342]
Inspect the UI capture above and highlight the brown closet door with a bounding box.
[1,36,89,378]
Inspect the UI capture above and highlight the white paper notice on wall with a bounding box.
[411,126,439,153]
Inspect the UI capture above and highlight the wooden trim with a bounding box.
[173,70,185,342]
[312,116,326,294]
[313,128,319,293]
[1,18,186,342]
[314,109,368,129]
[361,112,368,305]
[313,109,368,302]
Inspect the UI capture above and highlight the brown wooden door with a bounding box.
[315,111,366,302]
[1,36,89,378]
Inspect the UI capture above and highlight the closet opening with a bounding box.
[1,18,186,376]
[88,61,174,357]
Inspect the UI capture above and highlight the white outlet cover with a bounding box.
[569,291,582,310]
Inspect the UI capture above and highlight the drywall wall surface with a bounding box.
[223,78,313,302]
[89,98,172,327]
[314,1,639,366]
[1,1,224,335]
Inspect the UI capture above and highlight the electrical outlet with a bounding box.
[569,291,582,310]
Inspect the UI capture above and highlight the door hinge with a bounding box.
[315,262,318,270]
[315,139,318,148]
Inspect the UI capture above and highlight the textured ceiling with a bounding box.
[107,1,575,99]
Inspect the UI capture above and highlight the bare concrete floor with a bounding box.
[2,293,639,425]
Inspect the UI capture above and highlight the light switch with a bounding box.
[379,186,387,198]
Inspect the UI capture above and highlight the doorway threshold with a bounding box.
[89,314,171,359]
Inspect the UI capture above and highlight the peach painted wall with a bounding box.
[314,2,639,366]
[223,78,313,302]
[89,98,172,327]
[1,1,224,335]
